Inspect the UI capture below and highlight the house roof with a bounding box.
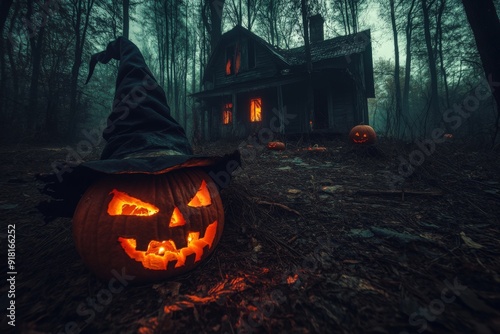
[279,30,371,66]
[204,25,372,73]
[198,25,374,98]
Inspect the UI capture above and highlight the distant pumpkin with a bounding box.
[349,125,377,145]
[267,141,286,150]
[72,168,224,282]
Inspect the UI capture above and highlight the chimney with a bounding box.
[309,14,324,43]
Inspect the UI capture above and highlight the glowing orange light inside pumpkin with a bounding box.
[355,132,367,139]
[118,221,218,270]
[187,232,199,243]
[250,98,262,122]
[349,124,377,145]
[107,189,159,216]
[187,180,212,207]
[267,141,285,150]
[169,207,186,227]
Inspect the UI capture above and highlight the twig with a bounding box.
[354,189,443,197]
[254,199,301,216]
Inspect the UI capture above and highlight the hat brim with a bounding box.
[37,151,240,221]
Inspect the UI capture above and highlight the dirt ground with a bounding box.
[1,136,499,333]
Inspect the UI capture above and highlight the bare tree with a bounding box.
[0,0,13,35]
[402,0,416,117]
[331,0,367,35]
[69,0,95,137]
[389,0,402,136]
[202,0,225,53]
[421,0,440,129]
[461,0,500,144]
[123,0,129,39]
[26,0,47,133]
[0,0,14,119]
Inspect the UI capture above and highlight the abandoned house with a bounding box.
[191,15,375,141]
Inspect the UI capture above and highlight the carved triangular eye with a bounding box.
[187,180,212,207]
[169,207,186,227]
[107,189,159,216]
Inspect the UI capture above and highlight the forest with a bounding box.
[0,0,499,144]
[1,0,500,333]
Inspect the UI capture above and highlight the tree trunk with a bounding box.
[184,2,189,130]
[0,0,13,36]
[0,0,13,119]
[461,0,500,128]
[123,0,129,39]
[164,1,171,104]
[344,0,351,34]
[301,0,313,132]
[6,1,19,111]
[389,0,402,137]
[202,0,224,54]
[26,0,46,134]
[436,0,449,109]
[402,0,416,117]
[69,0,94,139]
[421,0,440,128]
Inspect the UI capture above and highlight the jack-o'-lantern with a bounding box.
[72,168,224,282]
[267,141,286,150]
[349,124,377,145]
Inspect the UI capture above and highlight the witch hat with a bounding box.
[38,37,240,220]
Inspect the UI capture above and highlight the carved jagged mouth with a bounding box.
[353,138,368,143]
[118,221,218,270]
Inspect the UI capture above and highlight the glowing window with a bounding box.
[222,103,233,125]
[225,58,232,75]
[234,48,241,74]
[250,98,262,122]
[225,44,241,76]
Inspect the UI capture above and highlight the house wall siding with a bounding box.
[282,82,307,134]
[331,82,355,133]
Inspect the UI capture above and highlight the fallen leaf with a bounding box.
[321,185,344,194]
[349,229,374,238]
[0,203,18,210]
[342,259,361,264]
[458,288,498,314]
[460,232,484,249]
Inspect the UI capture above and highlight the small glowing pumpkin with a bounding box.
[348,124,377,145]
[72,168,224,282]
[267,141,286,150]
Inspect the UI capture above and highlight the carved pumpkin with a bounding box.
[348,124,377,145]
[72,168,224,282]
[267,141,286,150]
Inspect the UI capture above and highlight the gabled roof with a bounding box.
[203,25,289,80]
[204,25,371,78]
[280,30,371,66]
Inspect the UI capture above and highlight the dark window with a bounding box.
[248,40,255,69]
